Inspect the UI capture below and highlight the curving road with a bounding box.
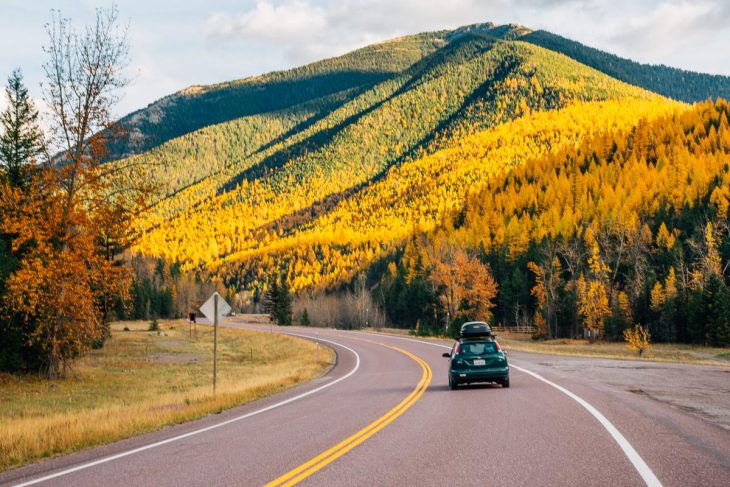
[2,323,729,487]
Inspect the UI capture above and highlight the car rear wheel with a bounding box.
[448,375,457,390]
[501,377,510,388]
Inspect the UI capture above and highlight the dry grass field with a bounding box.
[0,320,333,472]
[496,333,730,366]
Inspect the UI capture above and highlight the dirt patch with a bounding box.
[148,352,199,364]
[530,356,730,430]
[157,338,187,348]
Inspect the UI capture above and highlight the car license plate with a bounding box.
[473,359,486,366]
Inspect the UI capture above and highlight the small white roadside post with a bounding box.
[199,292,231,393]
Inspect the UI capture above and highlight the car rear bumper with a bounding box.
[450,366,509,384]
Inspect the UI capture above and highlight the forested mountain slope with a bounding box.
[408,100,729,343]
[132,36,666,291]
[522,30,730,103]
[109,31,445,159]
[111,22,730,165]
[214,98,681,292]
[111,23,537,160]
[117,23,729,343]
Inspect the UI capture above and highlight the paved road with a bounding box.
[2,324,729,486]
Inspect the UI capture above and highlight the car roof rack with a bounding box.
[459,321,494,338]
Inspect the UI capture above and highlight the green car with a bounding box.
[443,322,510,389]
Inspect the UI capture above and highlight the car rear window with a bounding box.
[459,341,497,355]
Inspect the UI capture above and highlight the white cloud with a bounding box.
[205,1,328,44]
[603,0,730,71]
[5,0,729,121]
[119,50,185,116]
[200,0,730,75]
[203,0,509,63]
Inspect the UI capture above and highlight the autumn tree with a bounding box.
[529,261,548,336]
[0,70,44,371]
[623,324,651,356]
[0,5,141,377]
[528,251,563,338]
[650,267,679,341]
[702,222,723,279]
[431,247,498,334]
[576,229,611,339]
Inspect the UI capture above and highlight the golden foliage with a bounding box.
[1,167,134,376]
[623,324,652,356]
[705,222,722,277]
[431,247,498,322]
[576,274,610,338]
[528,261,548,336]
[651,267,678,311]
[134,98,677,292]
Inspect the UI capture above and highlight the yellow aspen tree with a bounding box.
[705,222,722,277]
[623,324,651,356]
[617,290,632,324]
[527,261,549,336]
[431,247,498,322]
[577,274,610,339]
[650,282,665,311]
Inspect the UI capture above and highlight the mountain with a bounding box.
[130,27,664,287]
[118,23,729,319]
[111,22,730,163]
[521,30,730,103]
[111,24,503,160]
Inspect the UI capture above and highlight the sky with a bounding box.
[1,0,729,119]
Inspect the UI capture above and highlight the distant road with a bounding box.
[2,323,729,486]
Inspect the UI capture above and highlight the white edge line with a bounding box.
[13,335,360,487]
[351,331,662,487]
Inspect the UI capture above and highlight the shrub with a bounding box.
[148,318,159,332]
[623,324,651,356]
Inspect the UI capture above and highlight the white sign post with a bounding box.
[199,292,231,392]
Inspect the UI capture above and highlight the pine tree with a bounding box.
[686,287,706,344]
[262,279,292,325]
[262,281,280,322]
[301,307,311,326]
[705,274,730,347]
[275,282,293,326]
[0,69,42,188]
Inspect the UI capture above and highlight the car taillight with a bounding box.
[455,343,461,354]
[495,341,502,352]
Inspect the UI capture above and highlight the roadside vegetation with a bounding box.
[493,332,730,366]
[355,325,728,365]
[0,5,149,377]
[0,321,333,472]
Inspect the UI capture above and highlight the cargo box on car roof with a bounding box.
[459,321,494,338]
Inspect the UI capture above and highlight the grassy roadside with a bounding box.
[0,320,334,472]
[496,334,730,366]
[363,327,730,366]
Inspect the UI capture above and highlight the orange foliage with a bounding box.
[431,247,498,322]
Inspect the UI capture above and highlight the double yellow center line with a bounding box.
[265,340,432,487]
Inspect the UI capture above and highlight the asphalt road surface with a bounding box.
[2,323,729,487]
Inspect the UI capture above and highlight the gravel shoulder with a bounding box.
[510,350,730,430]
